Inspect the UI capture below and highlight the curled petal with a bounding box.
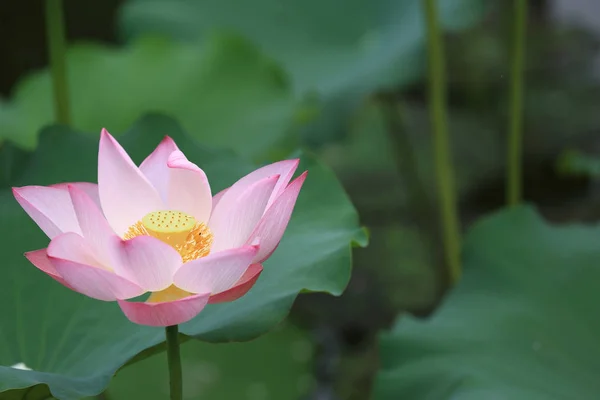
[173,245,259,295]
[166,150,212,223]
[118,292,210,327]
[247,171,307,263]
[139,136,179,202]
[12,185,81,239]
[209,175,278,252]
[208,263,263,304]
[139,138,212,223]
[98,129,163,235]
[212,159,299,219]
[50,257,144,301]
[113,235,182,292]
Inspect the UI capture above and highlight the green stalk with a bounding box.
[422,0,462,284]
[44,0,70,125]
[507,0,527,206]
[165,325,183,400]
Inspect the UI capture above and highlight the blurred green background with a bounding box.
[2,0,600,399]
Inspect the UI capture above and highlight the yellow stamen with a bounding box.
[123,210,213,262]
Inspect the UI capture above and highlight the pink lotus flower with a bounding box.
[13,129,307,327]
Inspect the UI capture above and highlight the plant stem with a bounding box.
[422,0,462,284]
[379,94,449,305]
[165,325,183,400]
[507,0,527,206]
[44,0,70,125]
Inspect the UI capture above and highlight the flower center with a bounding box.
[123,210,214,304]
[123,210,213,262]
